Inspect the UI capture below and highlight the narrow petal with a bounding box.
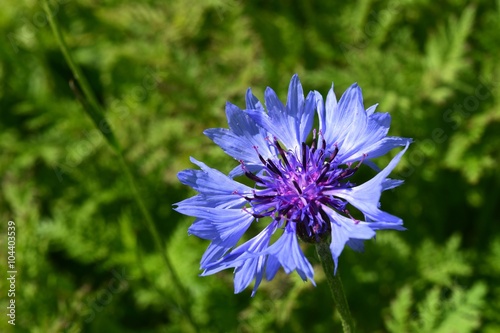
[176,157,251,208]
[322,206,376,273]
[366,103,378,115]
[314,90,326,134]
[174,206,254,244]
[299,91,316,144]
[382,178,404,191]
[330,144,410,223]
[246,75,315,151]
[339,89,369,156]
[342,137,413,164]
[265,255,281,281]
[188,219,218,240]
[318,83,360,152]
[263,223,315,283]
[204,102,275,166]
[245,88,264,110]
[200,241,230,267]
[318,83,407,163]
[246,87,300,150]
[346,239,365,252]
[202,223,277,295]
[286,74,305,118]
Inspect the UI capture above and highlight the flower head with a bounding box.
[174,75,412,295]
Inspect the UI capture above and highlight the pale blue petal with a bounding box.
[342,137,413,164]
[265,255,281,281]
[228,163,263,179]
[346,239,365,252]
[322,206,376,273]
[204,102,275,165]
[246,75,315,151]
[286,74,305,118]
[299,91,316,144]
[263,223,314,283]
[173,206,254,243]
[316,83,360,153]
[245,88,264,110]
[202,223,276,294]
[314,90,326,134]
[382,178,404,191]
[331,144,409,223]
[200,241,230,268]
[188,219,218,240]
[176,157,251,208]
[366,103,378,115]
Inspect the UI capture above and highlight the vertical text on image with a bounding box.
[6,220,17,326]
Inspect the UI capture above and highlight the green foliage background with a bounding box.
[1,0,499,332]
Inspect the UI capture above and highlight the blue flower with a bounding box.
[174,75,412,296]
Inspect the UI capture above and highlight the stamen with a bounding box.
[344,209,360,224]
[274,138,290,169]
[292,180,302,194]
[316,164,330,183]
[266,159,283,177]
[329,145,339,163]
[301,142,307,170]
[244,171,263,183]
[253,146,266,165]
[338,168,356,179]
[245,129,360,244]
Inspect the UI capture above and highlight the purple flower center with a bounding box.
[242,133,363,243]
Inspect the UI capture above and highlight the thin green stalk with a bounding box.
[42,2,119,151]
[316,242,354,333]
[42,1,197,330]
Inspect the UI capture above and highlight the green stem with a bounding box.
[316,242,354,333]
[43,1,197,330]
[42,1,120,151]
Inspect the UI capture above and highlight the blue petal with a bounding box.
[263,223,315,284]
[234,252,270,296]
[300,91,316,145]
[204,102,275,167]
[200,241,230,267]
[363,159,382,172]
[316,83,409,163]
[188,219,219,240]
[331,144,410,223]
[342,136,413,164]
[233,257,260,294]
[174,206,254,242]
[245,88,264,110]
[324,83,363,150]
[202,223,276,294]
[322,206,376,273]
[288,76,316,145]
[338,87,369,154]
[246,75,316,151]
[367,222,407,231]
[200,228,268,268]
[228,163,264,179]
[346,239,365,252]
[314,91,326,133]
[176,157,251,208]
[366,103,378,115]
[382,178,404,191]
[264,255,281,281]
[286,74,305,117]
